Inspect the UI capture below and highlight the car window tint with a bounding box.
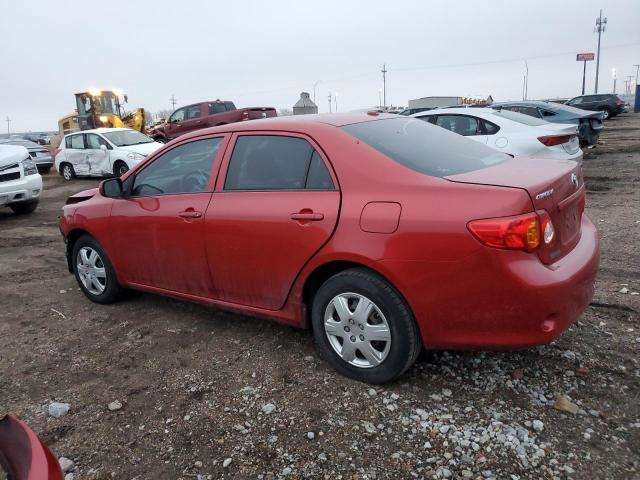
[306,151,334,190]
[69,135,84,149]
[132,138,221,196]
[482,120,500,135]
[171,108,185,122]
[224,102,235,111]
[225,136,313,190]
[186,105,201,119]
[540,109,556,117]
[342,118,508,178]
[86,134,107,149]
[435,115,480,136]
[209,103,226,114]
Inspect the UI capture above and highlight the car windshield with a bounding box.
[341,117,508,177]
[102,130,154,147]
[491,109,547,126]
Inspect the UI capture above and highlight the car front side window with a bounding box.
[69,134,85,149]
[131,138,222,197]
[170,108,186,123]
[86,133,107,149]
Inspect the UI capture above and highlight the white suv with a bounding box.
[54,128,163,181]
[0,145,43,214]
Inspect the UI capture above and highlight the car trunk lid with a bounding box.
[445,157,585,263]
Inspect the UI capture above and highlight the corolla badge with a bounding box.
[570,173,579,189]
[535,188,554,200]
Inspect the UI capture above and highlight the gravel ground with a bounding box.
[1,114,638,479]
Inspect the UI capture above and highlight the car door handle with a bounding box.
[178,209,202,218]
[290,212,324,221]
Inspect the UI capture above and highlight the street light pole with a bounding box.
[612,68,617,94]
[634,64,640,86]
[328,92,332,113]
[5,116,10,135]
[381,63,387,108]
[378,88,382,108]
[594,9,607,94]
[313,81,320,104]
[335,92,339,112]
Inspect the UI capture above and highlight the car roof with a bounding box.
[177,112,400,141]
[66,128,134,136]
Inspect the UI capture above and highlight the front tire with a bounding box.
[113,161,129,177]
[61,163,75,181]
[311,268,421,384]
[72,235,121,304]
[9,200,38,215]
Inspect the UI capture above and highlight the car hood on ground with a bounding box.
[119,142,163,156]
[0,145,29,168]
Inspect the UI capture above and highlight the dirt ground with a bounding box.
[1,114,638,480]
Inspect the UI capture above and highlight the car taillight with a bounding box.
[241,111,249,121]
[467,212,553,252]
[615,98,625,105]
[537,134,576,147]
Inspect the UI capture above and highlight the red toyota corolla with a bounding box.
[59,114,599,383]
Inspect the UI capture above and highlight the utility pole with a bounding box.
[522,60,529,100]
[169,94,177,110]
[634,64,640,86]
[612,68,617,94]
[313,81,320,104]
[626,76,634,94]
[381,63,387,108]
[328,92,332,113]
[378,88,382,108]
[5,116,10,135]
[334,92,339,112]
[594,9,607,93]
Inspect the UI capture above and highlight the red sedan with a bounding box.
[59,113,599,384]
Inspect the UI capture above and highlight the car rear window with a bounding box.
[491,109,547,126]
[341,118,507,177]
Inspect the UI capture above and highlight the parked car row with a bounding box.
[0,145,42,214]
[59,113,599,384]
[411,107,582,162]
[0,137,54,172]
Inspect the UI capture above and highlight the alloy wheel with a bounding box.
[63,165,72,180]
[76,246,107,295]
[323,292,391,368]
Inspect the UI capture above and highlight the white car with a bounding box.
[0,145,43,214]
[54,128,163,180]
[411,107,582,162]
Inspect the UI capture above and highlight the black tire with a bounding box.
[311,268,421,384]
[61,163,76,181]
[153,137,166,144]
[72,235,122,304]
[9,200,38,215]
[113,161,129,177]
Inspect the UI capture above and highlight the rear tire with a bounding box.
[600,108,611,120]
[311,268,421,384]
[72,235,122,304]
[153,137,166,144]
[61,163,75,181]
[9,200,38,215]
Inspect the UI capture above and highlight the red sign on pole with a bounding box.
[576,53,595,61]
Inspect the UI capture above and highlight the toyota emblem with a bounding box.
[570,173,579,189]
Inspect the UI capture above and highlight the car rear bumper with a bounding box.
[0,175,43,206]
[383,214,599,350]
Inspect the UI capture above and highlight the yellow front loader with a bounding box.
[57,89,146,137]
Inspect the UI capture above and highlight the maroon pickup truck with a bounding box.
[149,100,277,142]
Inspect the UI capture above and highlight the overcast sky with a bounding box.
[1,0,639,132]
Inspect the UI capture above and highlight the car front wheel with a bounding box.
[311,268,421,384]
[72,235,121,304]
[61,163,75,181]
[9,200,38,215]
[113,161,129,177]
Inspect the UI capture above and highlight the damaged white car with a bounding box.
[0,145,42,214]
[54,128,163,180]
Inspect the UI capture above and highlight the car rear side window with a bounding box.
[131,138,221,197]
[209,103,226,114]
[341,118,507,177]
[225,135,332,191]
[186,105,201,119]
[481,119,500,134]
[434,115,480,136]
[68,135,84,149]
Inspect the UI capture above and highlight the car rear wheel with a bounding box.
[9,200,38,215]
[600,108,611,120]
[113,161,129,177]
[72,235,121,304]
[311,268,421,384]
[61,163,75,181]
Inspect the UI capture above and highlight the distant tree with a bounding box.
[279,108,293,116]
[154,109,173,121]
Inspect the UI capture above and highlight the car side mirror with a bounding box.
[100,144,108,151]
[101,178,123,198]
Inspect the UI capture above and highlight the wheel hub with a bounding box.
[323,292,392,369]
[76,246,107,295]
